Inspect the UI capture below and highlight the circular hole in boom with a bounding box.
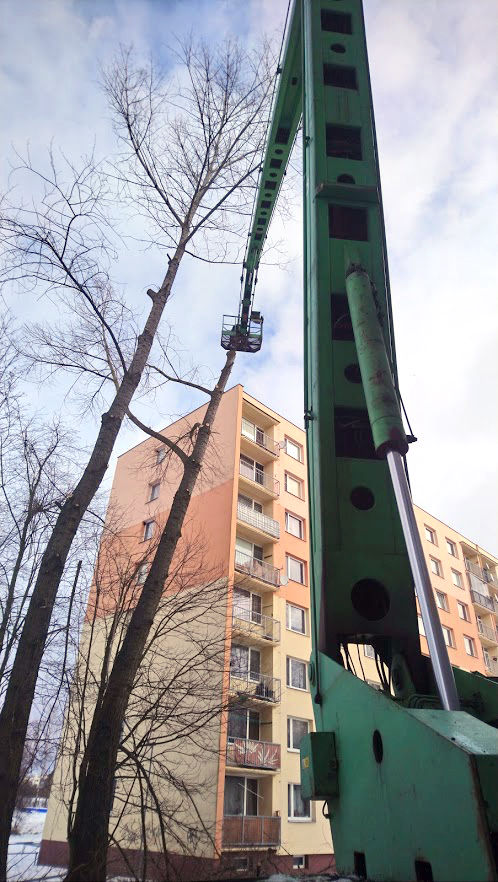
[372,730,384,763]
[351,579,390,621]
[350,486,375,511]
[331,43,346,53]
[344,363,362,383]
[337,174,355,184]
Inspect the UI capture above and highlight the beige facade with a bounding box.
[41,385,497,878]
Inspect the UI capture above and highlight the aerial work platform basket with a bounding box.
[220,313,263,353]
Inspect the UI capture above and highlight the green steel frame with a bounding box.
[232,1,498,879]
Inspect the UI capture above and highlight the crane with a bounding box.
[221,2,498,880]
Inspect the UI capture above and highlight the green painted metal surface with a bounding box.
[237,1,498,878]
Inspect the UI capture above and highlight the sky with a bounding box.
[1,0,497,553]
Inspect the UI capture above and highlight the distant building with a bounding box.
[40,385,497,878]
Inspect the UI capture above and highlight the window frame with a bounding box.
[148,481,160,502]
[424,526,436,545]
[286,554,306,585]
[287,716,310,752]
[143,520,155,541]
[429,557,443,578]
[451,569,463,589]
[434,590,449,612]
[463,635,477,657]
[136,563,148,584]
[286,602,306,635]
[288,783,312,822]
[156,447,166,464]
[284,471,304,499]
[285,510,304,539]
[364,644,375,659]
[286,656,308,691]
[441,625,455,648]
[285,437,303,462]
[457,601,470,622]
[418,614,426,637]
[446,538,458,558]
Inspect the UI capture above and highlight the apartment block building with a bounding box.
[41,385,497,879]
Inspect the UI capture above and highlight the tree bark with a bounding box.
[0,247,185,880]
[65,350,235,881]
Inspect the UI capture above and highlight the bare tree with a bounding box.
[0,36,272,875]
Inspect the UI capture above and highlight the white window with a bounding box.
[287,555,305,584]
[228,708,260,741]
[241,417,266,447]
[238,493,263,513]
[233,587,262,624]
[285,437,303,461]
[451,569,463,589]
[287,717,309,751]
[286,603,306,634]
[156,447,166,464]
[288,783,311,821]
[430,557,442,577]
[230,644,261,682]
[457,602,470,622]
[364,644,375,659]
[418,615,426,637]
[435,590,448,612]
[293,856,306,870]
[143,520,154,541]
[442,625,455,648]
[483,648,491,670]
[240,454,265,485]
[285,472,303,498]
[286,657,307,690]
[224,776,258,816]
[285,511,304,539]
[136,563,148,584]
[446,539,457,557]
[425,526,436,544]
[149,482,160,501]
[463,635,477,657]
[235,536,263,562]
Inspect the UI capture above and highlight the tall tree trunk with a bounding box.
[0,248,185,880]
[65,351,235,881]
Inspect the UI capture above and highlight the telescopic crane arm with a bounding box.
[222,2,498,880]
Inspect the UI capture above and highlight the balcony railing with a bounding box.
[222,815,281,848]
[477,620,498,643]
[239,460,279,496]
[232,607,280,643]
[237,502,280,539]
[484,656,498,676]
[470,589,494,612]
[241,423,279,457]
[234,550,280,588]
[229,670,281,703]
[226,738,281,771]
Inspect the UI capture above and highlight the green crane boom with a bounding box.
[221,2,498,880]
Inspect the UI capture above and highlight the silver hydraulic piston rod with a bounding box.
[345,258,460,711]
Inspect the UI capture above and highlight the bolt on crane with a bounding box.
[221,1,498,880]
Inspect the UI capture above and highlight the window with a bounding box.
[425,526,436,544]
[233,857,249,872]
[240,454,265,485]
[287,717,309,751]
[288,783,311,820]
[143,520,154,541]
[238,494,263,514]
[285,438,303,461]
[418,615,426,637]
[235,536,263,563]
[442,626,455,648]
[463,635,477,657]
[136,563,148,585]
[446,539,457,557]
[228,708,259,741]
[326,124,362,161]
[430,557,442,577]
[286,603,306,634]
[457,602,470,622]
[233,587,262,624]
[287,555,305,584]
[285,511,304,539]
[293,856,307,870]
[451,569,463,589]
[434,590,449,612]
[230,644,261,682]
[241,417,267,447]
[285,472,303,498]
[483,648,491,670]
[148,482,160,501]
[224,776,258,816]
[156,447,166,464]
[287,717,310,750]
[287,657,307,690]
[364,644,375,659]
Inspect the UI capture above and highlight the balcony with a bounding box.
[229,670,281,704]
[485,658,498,676]
[234,551,280,591]
[239,460,279,499]
[241,423,279,462]
[470,589,495,613]
[477,619,498,645]
[222,815,281,848]
[237,502,280,540]
[232,607,280,645]
[226,738,281,772]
